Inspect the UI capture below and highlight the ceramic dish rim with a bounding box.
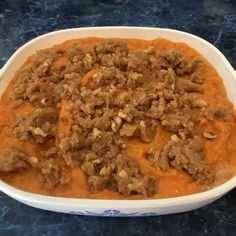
[0,26,235,209]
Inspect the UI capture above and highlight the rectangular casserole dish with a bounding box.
[0,27,236,217]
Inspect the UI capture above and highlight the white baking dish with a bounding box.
[0,27,236,217]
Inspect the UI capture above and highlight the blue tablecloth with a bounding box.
[0,0,236,235]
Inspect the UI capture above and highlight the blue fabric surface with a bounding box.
[0,0,236,235]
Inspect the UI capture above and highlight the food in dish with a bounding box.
[0,37,236,199]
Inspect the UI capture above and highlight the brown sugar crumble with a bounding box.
[0,39,231,197]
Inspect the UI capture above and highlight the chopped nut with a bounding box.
[191,98,208,108]
[100,166,112,176]
[92,128,101,138]
[118,111,127,119]
[29,156,39,168]
[33,127,48,137]
[140,120,146,128]
[171,134,180,142]
[92,159,101,164]
[111,117,122,132]
[203,131,218,140]
[118,169,129,179]
[144,46,155,54]
[41,98,46,105]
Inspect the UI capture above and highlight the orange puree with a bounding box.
[1,37,236,199]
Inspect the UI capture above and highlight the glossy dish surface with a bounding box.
[0,27,236,216]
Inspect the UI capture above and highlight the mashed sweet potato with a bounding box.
[0,37,236,199]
